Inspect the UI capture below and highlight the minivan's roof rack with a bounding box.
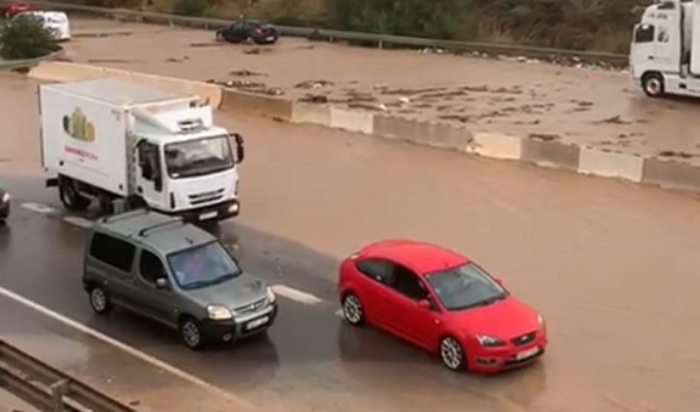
[102,208,149,224]
[138,217,185,237]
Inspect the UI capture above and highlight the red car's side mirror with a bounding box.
[417,299,431,310]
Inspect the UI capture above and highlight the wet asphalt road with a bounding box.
[2,74,700,412]
[0,186,544,412]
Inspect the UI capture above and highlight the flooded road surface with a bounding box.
[64,18,700,164]
[2,74,700,412]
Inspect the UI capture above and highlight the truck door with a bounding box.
[653,2,682,71]
[135,139,168,211]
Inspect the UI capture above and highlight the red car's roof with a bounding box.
[358,239,468,275]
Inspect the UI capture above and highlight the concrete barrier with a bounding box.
[520,138,580,171]
[220,89,292,121]
[290,102,331,126]
[641,158,700,192]
[578,148,644,182]
[465,133,522,160]
[373,115,472,150]
[329,107,374,134]
[28,62,222,107]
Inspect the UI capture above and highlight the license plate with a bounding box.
[199,211,218,220]
[245,316,269,331]
[266,36,274,41]
[515,347,539,361]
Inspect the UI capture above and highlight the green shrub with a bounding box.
[0,15,60,60]
[173,0,208,16]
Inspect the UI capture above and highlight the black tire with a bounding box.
[59,177,90,211]
[179,317,206,350]
[642,72,665,97]
[341,292,365,326]
[125,194,148,211]
[88,286,112,315]
[439,335,466,372]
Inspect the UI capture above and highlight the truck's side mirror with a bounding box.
[233,133,245,164]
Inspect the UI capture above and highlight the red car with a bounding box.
[337,239,547,373]
[1,2,31,18]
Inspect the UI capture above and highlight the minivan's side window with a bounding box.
[89,232,135,273]
[634,24,655,43]
[139,250,166,284]
[389,265,429,301]
[355,259,393,285]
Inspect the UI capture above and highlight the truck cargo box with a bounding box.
[39,79,195,197]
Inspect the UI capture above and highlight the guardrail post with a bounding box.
[50,379,69,412]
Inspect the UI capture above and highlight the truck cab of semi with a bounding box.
[630,0,700,97]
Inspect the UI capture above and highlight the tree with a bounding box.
[0,15,60,60]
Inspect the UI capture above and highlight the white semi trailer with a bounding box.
[630,0,700,97]
[40,78,245,223]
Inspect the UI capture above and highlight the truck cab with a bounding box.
[132,108,244,222]
[630,0,700,97]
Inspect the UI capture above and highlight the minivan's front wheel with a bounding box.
[89,286,112,315]
[179,317,205,350]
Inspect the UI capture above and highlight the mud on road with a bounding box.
[64,18,700,165]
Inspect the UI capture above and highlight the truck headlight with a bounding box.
[1,193,9,203]
[476,334,505,347]
[266,286,276,304]
[207,305,232,320]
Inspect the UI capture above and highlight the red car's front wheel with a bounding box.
[439,336,466,371]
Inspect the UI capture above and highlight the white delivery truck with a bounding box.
[39,78,245,223]
[630,0,700,97]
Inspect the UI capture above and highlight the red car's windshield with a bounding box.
[425,262,507,311]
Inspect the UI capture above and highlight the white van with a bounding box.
[14,11,70,41]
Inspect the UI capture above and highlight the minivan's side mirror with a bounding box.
[233,133,245,164]
[155,277,169,289]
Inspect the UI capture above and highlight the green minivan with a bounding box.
[82,209,277,349]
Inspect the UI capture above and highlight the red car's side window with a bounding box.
[390,266,429,301]
[355,259,392,285]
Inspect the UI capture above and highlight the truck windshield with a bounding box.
[167,241,243,290]
[164,135,234,179]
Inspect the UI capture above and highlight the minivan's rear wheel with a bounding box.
[342,293,365,326]
[89,286,112,315]
[439,336,466,372]
[179,317,205,350]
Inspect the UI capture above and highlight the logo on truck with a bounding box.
[62,108,95,142]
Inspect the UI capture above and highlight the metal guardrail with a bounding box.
[10,0,629,66]
[0,340,137,412]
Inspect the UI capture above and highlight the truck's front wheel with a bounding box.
[642,72,665,97]
[59,177,90,211]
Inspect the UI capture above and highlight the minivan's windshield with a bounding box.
[164,135,234,179]
[425,262,508,311]
[167,241,242,290]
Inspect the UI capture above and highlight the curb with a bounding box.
[226,89,700,195]
[25,62,700,195]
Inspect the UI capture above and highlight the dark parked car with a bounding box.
[216,20,279,45]
[0,187,10,223]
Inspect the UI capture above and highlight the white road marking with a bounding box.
[271,285,323,305]
[62,216,94,229]
[21,202,58,215]
[0,286,256,410]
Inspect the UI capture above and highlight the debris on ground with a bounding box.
[294,80,335,89]
[243,47,273,55]
[528,133,560,142]
[229,69,265,76]
[87,58,142,64]
[595,115,631,125]
[658,150,695,159]
[165,56,189,63]
[189,42,223,48]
